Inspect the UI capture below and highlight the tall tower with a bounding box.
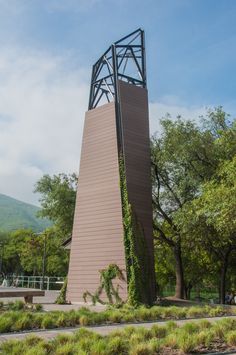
[67,29,156,304]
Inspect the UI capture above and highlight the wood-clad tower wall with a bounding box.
[67,29,156,304]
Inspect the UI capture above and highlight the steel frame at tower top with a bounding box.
[88,28,146,110]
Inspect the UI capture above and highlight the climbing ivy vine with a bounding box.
[83,264,125,305]
[55,277,68,304]
[119,155,151,306]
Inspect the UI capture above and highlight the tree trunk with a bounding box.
[219,248,231,304]
[184,283,193,300]
[173,243,185,299]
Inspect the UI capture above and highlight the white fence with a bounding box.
[2,275,65,290]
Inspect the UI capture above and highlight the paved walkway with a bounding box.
[0,315,236,343]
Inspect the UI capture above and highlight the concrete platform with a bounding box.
[0,286,45,303]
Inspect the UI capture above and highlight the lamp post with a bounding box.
[41,233,47,291]
[0,241,3,275]
[35,232,47,290]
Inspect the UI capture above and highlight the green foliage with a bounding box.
[0,304,233,333]
[83,264,125,305]
[0,193,51,232]
[151,107,236,299]
[0,227,69,276]
[56,277,68,304]
[34,173,77,235]
[2,317,236,355]
[119,155,151,306]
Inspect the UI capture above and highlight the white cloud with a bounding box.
[0,46,208,206]
[0,48,89,205]
[149,98,206,135]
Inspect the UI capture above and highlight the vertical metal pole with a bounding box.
[41,234,47,290]
[141,30,146,88]
[0,243,3,275]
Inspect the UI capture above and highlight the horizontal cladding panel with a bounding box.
[77,183,120,194]
[69,250,125,258]
[71,241,125,249]
[67,101,127,303]
[71,230,123,239]
[78,165,119,179]
[72,218,123,227]
[74,195,122,206]
[118,80,156,301]
[79,154,119,167]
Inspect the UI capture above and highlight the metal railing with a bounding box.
[1,275,65,290]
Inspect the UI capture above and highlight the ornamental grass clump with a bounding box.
[12,313,33,331]
[226,330,236,346]
[181,321,199,334]
[41,314,56,329]
[2,319,236,355]
[53,342,75,355]
[129,342,153,355]
[106,336,129,355]
[150,324,167,339]
[8,300,25,311]
[186,306,206,318]
[196,329,214,347]
[176,332,197,353]
[0,316,12,333]
[1,339,26,355]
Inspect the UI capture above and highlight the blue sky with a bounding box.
[0,0,235,204]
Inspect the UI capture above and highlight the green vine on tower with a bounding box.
[119,155,150,306]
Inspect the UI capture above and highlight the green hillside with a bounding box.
[0,193,52,232]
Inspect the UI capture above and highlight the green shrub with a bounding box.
[12,313,33,331]
[148,338,161,352]
[196,330,214,347]
[55,277,68,304]
[24,344,48,355]
[135,307,152,321]
[79,315,90,326]
[24,334,43,347]
[108,310,123,323]
[198,319,211,329]
[177,332,197,353]
[10,300,25,311]
[226,330,236,346]
[208,306,225,317]
[89,339,108,354]
[165,320,178,331]
[106,336,128,354]
[181,322,199,334]
[34,303,43,312]
[0,339,26,355]
[129,342,153,355]
[41,315,55,329]
[54,333,74,346]
[54,342,75,355]
[150,325,167,338]
[163,333,178,349]
[187,306,205,318]
[0,316,13,332]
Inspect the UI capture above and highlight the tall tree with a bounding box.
[178,156,236,303]
[34,173,77,236]
[151,107,235,299]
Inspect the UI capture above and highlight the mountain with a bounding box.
[0,193,52,232]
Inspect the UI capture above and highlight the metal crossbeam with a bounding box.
[88,29,146,110]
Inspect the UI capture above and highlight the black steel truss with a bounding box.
[88,29,146,110]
